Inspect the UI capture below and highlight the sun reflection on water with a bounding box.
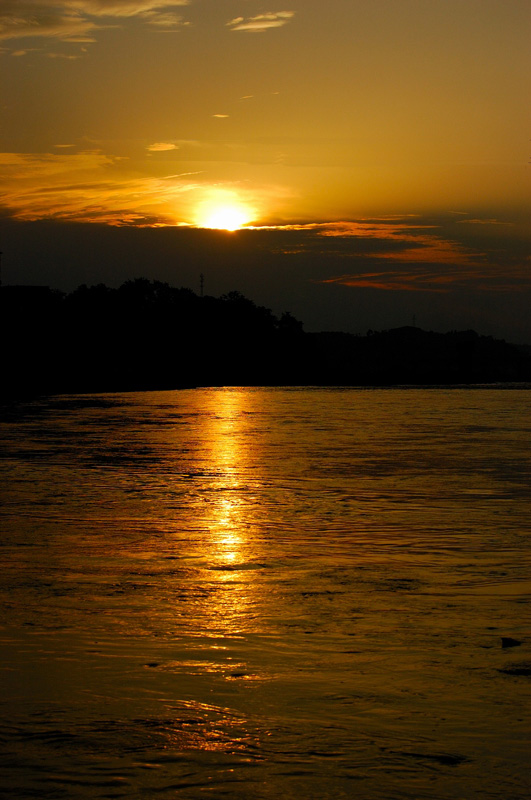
[215,497,243,564]
[206,391,250,568]
[196,390,263,634]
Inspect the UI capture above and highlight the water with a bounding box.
[1,387,530,799]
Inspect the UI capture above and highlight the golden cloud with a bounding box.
[227,11,295,33]
[0,151,200,224]
[0,1,190,41]
[146,142,178,152]
[0,149,278,227]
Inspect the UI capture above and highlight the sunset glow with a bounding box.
[193,195,255,230]
[197,204,253,231]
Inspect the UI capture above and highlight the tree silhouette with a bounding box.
[1,279,529,397]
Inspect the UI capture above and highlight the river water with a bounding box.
[1,387,530,799]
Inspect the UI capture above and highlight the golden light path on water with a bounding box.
[207,390,248,565]
[196,389,259,636]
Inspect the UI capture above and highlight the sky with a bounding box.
[1,0,530,341]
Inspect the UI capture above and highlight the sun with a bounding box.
[195,201,254,231]
[203,206,249,230]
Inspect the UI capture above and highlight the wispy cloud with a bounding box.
[0,149,288,226]
[320,265,531,294]
[137,8,189,30]
[0,1,190,42]
[284,220,529,293]
[46,50,81,57]
[260,220,528,293]
[0,150,200,225]
[456,218,514,226]
[146,142,178,152]
[227,11,295,33]
[66,1,189,12]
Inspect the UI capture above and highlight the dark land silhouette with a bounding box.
[2,279,530,397]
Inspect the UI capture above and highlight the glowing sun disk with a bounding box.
[199,204,252,231]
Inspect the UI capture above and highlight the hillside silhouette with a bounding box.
[2,279,530,396]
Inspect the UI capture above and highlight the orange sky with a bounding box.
[1,0,530,226]
[1,1,530,340]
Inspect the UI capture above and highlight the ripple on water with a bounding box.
[0,387,530,799]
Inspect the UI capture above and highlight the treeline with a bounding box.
[2,278,530,395]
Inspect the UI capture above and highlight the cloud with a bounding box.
[320,265,531,294]
[270,220,471,260]
[146,142,178,152]
[47,50,81,57]
[0,1,190,42]
[0,149,287,229]
[259,220,525,293]
[67,1,189,13]
[277,220,528,294]
[227,11,295,33]
[456,218,513,226]
[0,150,201,224]
[139,11,189,30]
[0,5,96,41]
